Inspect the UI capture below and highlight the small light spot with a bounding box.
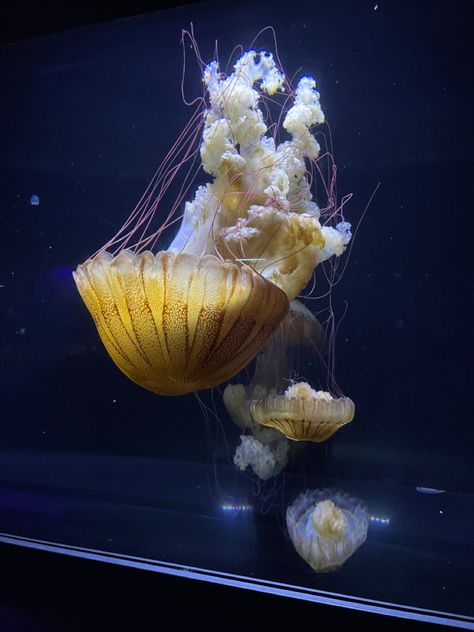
[374,4,379,10]
[29,194,40,206]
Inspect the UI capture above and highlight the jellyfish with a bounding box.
[225,298,354,482]
[74,39,351,396]
[74,251,288,395]
[224,299,343,479]
[251,382,355,442]
[286,489,368,572]
[248,296,355,442]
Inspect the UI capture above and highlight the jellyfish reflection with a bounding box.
[74,39,351,396]
[286,489,368,572]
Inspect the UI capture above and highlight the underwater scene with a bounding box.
[1,0,472,626]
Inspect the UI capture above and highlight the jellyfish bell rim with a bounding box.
[73,248,290,396]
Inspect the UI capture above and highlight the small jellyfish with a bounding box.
[224,299,352,479]
[251,382,355,442]
[29,194,40,206]
[286,489,368,572]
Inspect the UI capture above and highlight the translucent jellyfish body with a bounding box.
[251,382,355,442]
[286,489,368,572]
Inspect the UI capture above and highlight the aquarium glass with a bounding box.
[1,0,472,627]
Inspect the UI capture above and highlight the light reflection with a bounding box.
[369,515,390,525]
[220,503,253,515]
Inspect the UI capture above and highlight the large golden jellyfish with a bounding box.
[74,41,352,396]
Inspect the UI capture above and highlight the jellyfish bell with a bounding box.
[286,489,368,572]
[232,299,355,447]
[251,381,355,442]
[73,250,287,396]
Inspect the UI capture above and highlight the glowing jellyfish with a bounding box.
[74,39,351,395]
[251,382,355,442]
[286,489,368,572]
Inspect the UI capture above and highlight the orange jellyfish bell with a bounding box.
[251,382,355,442]
[74,249,288,396]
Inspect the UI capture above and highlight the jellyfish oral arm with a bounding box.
[167,50,350,300]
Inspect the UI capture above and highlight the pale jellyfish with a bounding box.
[286,489,368,572]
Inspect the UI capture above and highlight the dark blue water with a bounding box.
[0,0,472,624]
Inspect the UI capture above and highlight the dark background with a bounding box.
[0,0,473,629]
[0,0,472,482]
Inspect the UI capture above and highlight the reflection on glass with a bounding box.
[286,489,368,572]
